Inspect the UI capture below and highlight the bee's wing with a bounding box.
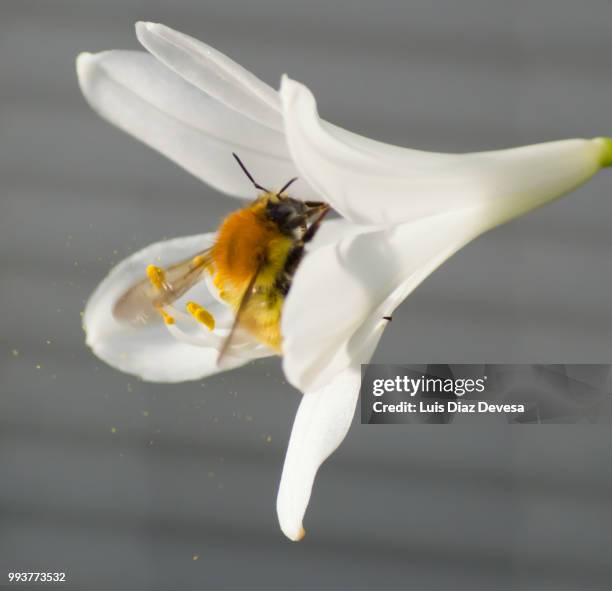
[113,249,213,325]
[217,260,264,364]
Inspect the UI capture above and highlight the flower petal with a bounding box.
[76,50,308,198]
[280,76,609,227]
[276,366,361,541]
[282,209,486,392]
[135,22,281,130]
[84,233,261,382]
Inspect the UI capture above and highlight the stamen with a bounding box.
[159,303,273,359]
[165,320,270,358]
[186,301,215,331]
[146,264,167,291]
[192,254,207,267]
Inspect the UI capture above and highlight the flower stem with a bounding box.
[596,137,612,168]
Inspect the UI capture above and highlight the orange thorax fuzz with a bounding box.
[210,198,295,352]
[212,201,276,289]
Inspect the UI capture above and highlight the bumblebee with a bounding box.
[113,154,329,359]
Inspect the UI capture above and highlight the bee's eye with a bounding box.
[266,199,306,228]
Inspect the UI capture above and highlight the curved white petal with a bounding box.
[282,208,488,392]
[276,366,361,541]
[135,22,281,130]
[280,76,609,227]
[84,233,262,382]
[76,50,313,199]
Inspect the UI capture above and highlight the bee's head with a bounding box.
[265,193,306,226]
[264,193,327,234]
[231,153,327,233]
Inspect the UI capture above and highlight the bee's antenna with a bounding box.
[277,176,298,196]
[232,153,270,193]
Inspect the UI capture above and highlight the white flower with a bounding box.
[77,21,612,541]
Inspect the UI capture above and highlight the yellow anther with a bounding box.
[159,309,175,325]
[146,264,166,291]
[186,301,215,331]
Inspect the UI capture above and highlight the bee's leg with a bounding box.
[283,244,305,278]
[284,204,329,234]
[278,207,331,295]
[302,206,330,244]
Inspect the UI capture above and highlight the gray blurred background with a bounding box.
[2,1,612,589]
